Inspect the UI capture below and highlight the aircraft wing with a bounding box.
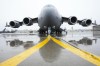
[62,16,92,27]
[9,17,38,28]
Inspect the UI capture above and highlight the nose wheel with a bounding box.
[47,27,51,34]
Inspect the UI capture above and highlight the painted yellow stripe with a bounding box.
[51,36,100,66]
[0,35,51,66]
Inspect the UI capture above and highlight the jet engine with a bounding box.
[9,21,21,28]
[79,19,92,27]
[68,16,77,25]
[23,17,33,26]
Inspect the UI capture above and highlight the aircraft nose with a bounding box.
[45,12,54,21]
[46,12,51,18]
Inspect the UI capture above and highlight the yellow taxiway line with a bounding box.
[0,35,50,66]
[51,36,100,66]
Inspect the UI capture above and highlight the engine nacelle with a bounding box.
[68,16,77,25]
[23,17,33,26]
[80,19,92,27]
[9,21,20,28]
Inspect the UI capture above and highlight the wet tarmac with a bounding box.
[0,31,100,66]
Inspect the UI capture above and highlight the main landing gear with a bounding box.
[38,28,64,35]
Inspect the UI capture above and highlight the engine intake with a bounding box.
[23,17,33,26]
[9,21,20,28]
[68,16,77,25]
[81,19,92,26]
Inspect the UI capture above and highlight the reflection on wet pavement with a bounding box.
[39,40,62,63]
[0,31,100,66]
[68,37,96,45]
[6,39,34,49]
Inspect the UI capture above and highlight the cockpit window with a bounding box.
[45,5,54,7]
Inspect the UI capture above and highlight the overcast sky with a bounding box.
[0,0,100,30]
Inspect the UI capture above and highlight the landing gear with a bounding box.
[47,27,51,34]
[55,28,62,34]
[55,31,62,34]
[38,29,48,37]
[38,28,64,36]
[38,29,46,34]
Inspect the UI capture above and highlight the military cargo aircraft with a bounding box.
[9,5,92,34]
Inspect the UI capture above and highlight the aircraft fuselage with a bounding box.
[38,5,62,30]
